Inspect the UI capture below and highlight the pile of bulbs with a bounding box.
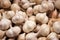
[0,0,60,40]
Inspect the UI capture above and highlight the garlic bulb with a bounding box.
[47,32,59,40]
[54,0,60,10]
[6,11,15,19]
[11,3,20,11]
[6,26,21,37]
[23,20,36,33]
[36,13,46,22]
[12,11,26,24]
[26,32,38,40]
[16,11,27,17]
[1,0,11,8]
[33,5,40,14]
[53,21,60,33]
[0,30,5,39]
[26,7,33,16]
[38,37,47,40]
[40,1,54,12]
[0,18,11,30]
[36,13,48,24]
[48,2,54,11]
[39,24,50,36]
[17,33,26,40]
[11,0,20,11]
[17,11,28,21]
[40,1,49,12]
[0,12,11,30]
[12,14,25,24]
